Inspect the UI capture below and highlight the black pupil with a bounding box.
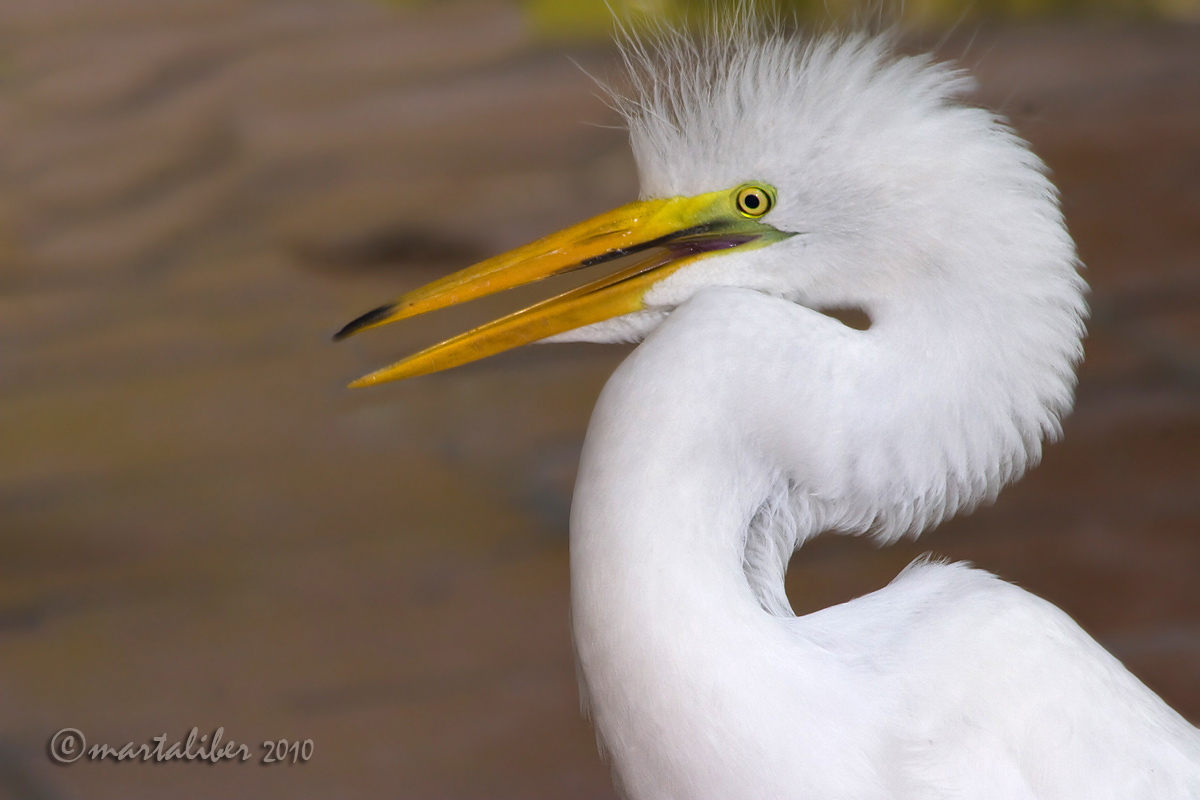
[744,193,760,209]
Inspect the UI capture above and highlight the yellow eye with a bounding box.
[735,184,773,218]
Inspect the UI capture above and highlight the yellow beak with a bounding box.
[335,186,789,387]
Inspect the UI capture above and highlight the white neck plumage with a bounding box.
[568,267,1084,791]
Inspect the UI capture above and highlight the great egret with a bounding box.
[336,20,1200,799]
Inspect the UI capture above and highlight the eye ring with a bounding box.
[735,184,774,218]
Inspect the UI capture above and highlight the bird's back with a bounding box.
[797,559,1200,799]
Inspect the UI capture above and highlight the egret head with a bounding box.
[336,22,1083,388]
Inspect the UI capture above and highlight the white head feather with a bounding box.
[568,18,1086,584]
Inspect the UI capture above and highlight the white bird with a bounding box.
[336,16,1200,800]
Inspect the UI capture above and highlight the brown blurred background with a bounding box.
[1,0,1198,797]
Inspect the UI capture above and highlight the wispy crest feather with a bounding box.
[607,12,972,199]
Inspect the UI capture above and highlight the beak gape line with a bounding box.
[335,184,788,387]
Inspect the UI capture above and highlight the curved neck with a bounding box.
[567,281,1082,794]
[570,288,859,632]
[571,307,772,622]
[572,272,1082,608]
[568,314,782,795]
[568,288,868,795]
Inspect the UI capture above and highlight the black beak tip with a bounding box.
[332,304,396,342]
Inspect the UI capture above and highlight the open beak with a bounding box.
[335,187,789,387]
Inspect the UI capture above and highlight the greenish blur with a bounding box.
[393,0,1200,38]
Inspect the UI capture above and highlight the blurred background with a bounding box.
[1,0,1199,797]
